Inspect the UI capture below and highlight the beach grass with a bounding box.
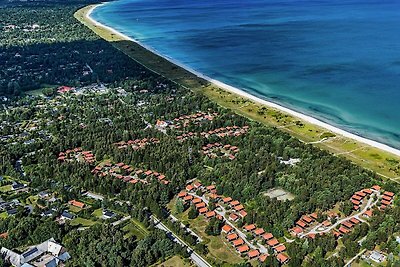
[75,5,400,183]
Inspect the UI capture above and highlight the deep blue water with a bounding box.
[92,0,400,149]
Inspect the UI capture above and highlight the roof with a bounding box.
[227,233,238,241]
[68,200,85,209]
[302,216,313,223]
[267,238,279,247]
[61,211,74,220]
[223,197,232,203]
[363,209,373,217]
[262,232,274,240]
[254,228,265,235]
[230,200,240,206]
[371,185,381,191]
[258,254,268,262]
[384,191,394,197]
[239,210,247,218]
[276,253,289,263]
[222,224,233,233]
[234,204,244,211]
[296,220,307,228]
[274,244,286,253]
[186,185,194,191]
[199,207,208,214]
[248,249,260,258]
[229,213,239,221]
[349,217,360,224]
[232,238,244,247]
[205,211,216,218]
[237,245,249,253]
[290,227,303,235]
[342,221,354,229]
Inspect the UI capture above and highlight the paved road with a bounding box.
[151,216,213,267]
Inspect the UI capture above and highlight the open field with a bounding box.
[122,219,149,240]
[70,217,97,227]
[0,185,11,193]
[75,5,400,182]
[157,256,193,267]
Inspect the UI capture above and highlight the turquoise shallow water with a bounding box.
[92,0,400,149]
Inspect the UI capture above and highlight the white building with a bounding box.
[1,238,70,267]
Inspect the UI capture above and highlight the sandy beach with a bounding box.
[85,3,400,158]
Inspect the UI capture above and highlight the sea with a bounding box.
[91,0,400,149]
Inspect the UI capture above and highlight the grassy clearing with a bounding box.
[68,205,83,213]
[122,219,149,240]
[91,208,103,218]
[0,185,12,193]
[26,195,39,206]
[157,256,193,267]
[75,5,400,183]
[70,217,97,227]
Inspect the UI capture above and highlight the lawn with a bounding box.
[157,256,193,267]
[91,208,103,218]
[69,205,84,213]
[26,195,39,206]
[0,212,7,219]
[70,217,97,227]
[0,185,12,193]
[122,219,149,240]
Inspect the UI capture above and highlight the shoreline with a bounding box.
[85,3,400,158]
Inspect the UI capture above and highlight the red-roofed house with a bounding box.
[230,200,240,207]
[205,211,216,219]
[177,191,187,198]
[258,254,268,263]
[371,185,381,191]
[222,225,233,234]
[274,244,286,253]
[290,227,303,236]
[229,213,239,222]
[232,238,244,247]
[68,200,85,209]
[266,238,279,247]
[186,184,194,191]
[199,207,208,214]
[237,245,250,254]
[227,233,238,241]
[239,210,247,218]
[244,224,256,231]
[363,209,373,218]
[254,228,265,236]
[384,191,394,197]
[248,250,260,259]
[296,220,307,228]
[262,233,274,241]
[276,253,289,264]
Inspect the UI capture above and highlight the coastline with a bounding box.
[85,3,400,157]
